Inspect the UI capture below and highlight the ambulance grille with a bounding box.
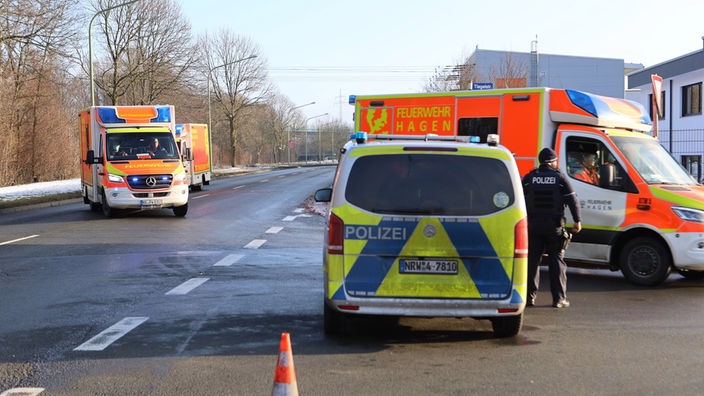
[127,174,173,189]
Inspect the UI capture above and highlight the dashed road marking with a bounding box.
[233,185,244,190]
[266,226,283,234]
[191,194,210,199]
[283,214,311,221]
[74,317,149,351]
[0,234,39,246]
[0,387,45,395]
[165,277,210,295]
[244,239,267,249]
[213,253,244,267]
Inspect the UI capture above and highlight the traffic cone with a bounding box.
[272,332,299,396]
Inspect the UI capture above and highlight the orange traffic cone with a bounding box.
[272,332,299,396]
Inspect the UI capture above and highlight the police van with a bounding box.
[315,133,528,337]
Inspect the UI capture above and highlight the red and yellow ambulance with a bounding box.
[79,105,189,217]
[351,88,704,285]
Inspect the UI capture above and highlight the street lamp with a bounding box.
[303,113,328,163]
[287,102,315,164]
[88,0,140,106]
[207,55,257,167]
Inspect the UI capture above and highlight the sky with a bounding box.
[180,0,703,125]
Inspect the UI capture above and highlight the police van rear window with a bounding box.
[345,153,515,216]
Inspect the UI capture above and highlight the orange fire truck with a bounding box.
[175,123,212,191]
[350,88,704,286]
[79,105,189,217]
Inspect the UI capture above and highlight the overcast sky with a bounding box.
[179,0,704,124]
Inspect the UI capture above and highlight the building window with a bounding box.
[681,83,702,117]
[649,91,666,119]
[682,155,702,182]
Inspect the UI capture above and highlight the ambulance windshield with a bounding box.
[612,136,697,185]
[106,131,179,161]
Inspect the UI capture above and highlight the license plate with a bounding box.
[399,259,458,274]
[140,199,162,208]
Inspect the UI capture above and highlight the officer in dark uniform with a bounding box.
[522,147,582,308]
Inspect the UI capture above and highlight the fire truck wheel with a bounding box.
[101,190,113,218]
[619,237,671,286]
[173,203,188,217]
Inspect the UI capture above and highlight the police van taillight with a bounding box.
[514,217,528,258]
[328,212,344,255]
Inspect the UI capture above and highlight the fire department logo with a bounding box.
[145,176,157,187]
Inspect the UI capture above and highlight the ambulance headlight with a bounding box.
[107,173,124,183]
[174,170,187,181]
[672,206,704,223]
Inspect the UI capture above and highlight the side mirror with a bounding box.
[599,163,615,187]
[314,188,332,203]
[185,147,193,161]
[85,150,95,164]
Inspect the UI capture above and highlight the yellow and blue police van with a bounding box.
[315,133,528,337]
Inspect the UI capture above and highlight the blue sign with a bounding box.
[472,82,494,90]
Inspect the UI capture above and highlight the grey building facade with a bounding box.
[627,40,704,180]
[467,48,635,99]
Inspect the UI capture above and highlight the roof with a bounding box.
[627,48,704,88]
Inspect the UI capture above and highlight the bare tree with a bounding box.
[0,0,81,185]
[199,30,270,166]
[488,52,528,88]
[91,0,195,105]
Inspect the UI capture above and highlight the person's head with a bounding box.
[539,147,558,169]
[151,138,159,149]
[582,153,596,167]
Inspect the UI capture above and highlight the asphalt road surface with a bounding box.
[1,166,704,395]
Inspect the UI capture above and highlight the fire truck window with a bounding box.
[458,117,498,141]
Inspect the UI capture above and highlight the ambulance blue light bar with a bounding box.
[566,89,598,117]
[97,106,173,124]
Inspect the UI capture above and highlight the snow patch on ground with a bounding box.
[0,179,81,202]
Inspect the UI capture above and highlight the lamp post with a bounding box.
[88,0,140,106]
[287,102,315,164]
[303,113,328,163]
[207,55,257,167]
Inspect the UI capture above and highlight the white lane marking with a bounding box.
[165,277,210,295]
[283,214,312,221]
[259,179,269,183]
[266,226,283,234]
[244,239,266,249]
[191,194,210,200]
[293,208,304,213]
[0,387,45,395]
[74,317,149,351]
[0,234,39,246]
[233,185,244,190]
[213,253,244,267]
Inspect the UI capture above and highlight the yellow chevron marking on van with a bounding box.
[376,218,479,298]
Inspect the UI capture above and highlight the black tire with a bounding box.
[491,313,523,338]
[323,303,348,335]
[101,189,113,218]
[173,203,188,217]
[89,202,101,212]
[677,269,704,280]
[619,237,671,286]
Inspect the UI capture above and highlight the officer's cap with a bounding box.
[539,147,557,163]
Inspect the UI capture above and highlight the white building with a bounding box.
[627,39,704,180]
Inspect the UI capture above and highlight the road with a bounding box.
[1,166,704,395]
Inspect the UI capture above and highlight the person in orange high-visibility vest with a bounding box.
[574,153,599,185]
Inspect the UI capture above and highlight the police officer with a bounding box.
[522,147,582,308]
